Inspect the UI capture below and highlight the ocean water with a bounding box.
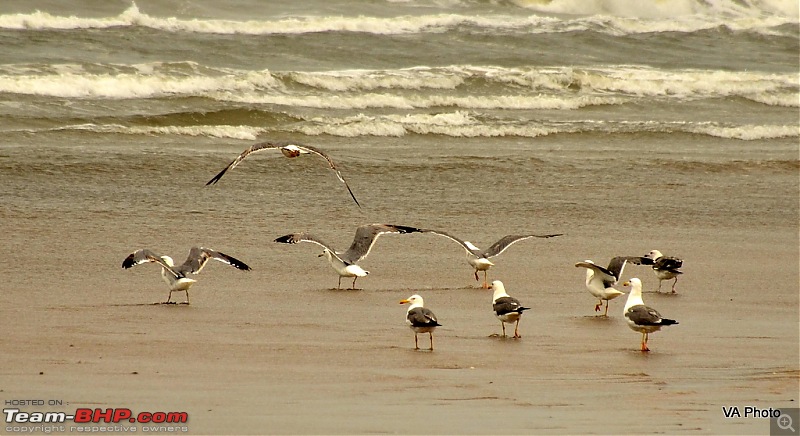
[0,0,797,145]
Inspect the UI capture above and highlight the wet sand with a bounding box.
[1,134,798,434]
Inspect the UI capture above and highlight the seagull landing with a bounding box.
[490,280,530,338]
[121,247,251,304]
[274,224,423,289]
[400,294,441,350]
[206,141,361,209]
[622,278,678,352]
[424,230,563,288]
[575,256,641,316]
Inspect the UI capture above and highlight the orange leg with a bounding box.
[640,332,650,352]
[513,320,521,339]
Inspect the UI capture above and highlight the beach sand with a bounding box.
[1,134,798,434]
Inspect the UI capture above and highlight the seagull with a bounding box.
[622,278,678,352]
[121,247,251,304]
[574,257,640,316]
[490,280,530,338]
[642,250,683,293]
[274,224,423,289]
[424,230,563,288]
[399,294,441,350]
[206,141,361,209]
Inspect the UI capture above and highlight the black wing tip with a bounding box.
[232,260,252,271]
[662,319,679,326]
[274,234,295,244]
[205,171,226,186]
[121,255,135,269]
[390,224,424,234]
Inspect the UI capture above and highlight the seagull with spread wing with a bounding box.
[121,247,251,304]
[274,224,423,289]
[575,256,641,316]
[206,141,361,209]
[424,230,563,288]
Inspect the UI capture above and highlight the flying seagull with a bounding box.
[121,247,251,304]
[640,250,683,293]
[490,280,530,338]
[622,278,678,352]
[399,294,441,350]
[575,256,641,316]
[424,230,563,288]
[206,141,361,209]
[274,223,423,289]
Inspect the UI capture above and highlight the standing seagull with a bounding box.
[622,278,678,352]
[399,294,441,350]
[274,224,423,289]
[574,257,640,316]
[424,230,563,288]
[490,280,530,338]
[121,247,251,304]
[642,250,683,293]
[206,141,361,209]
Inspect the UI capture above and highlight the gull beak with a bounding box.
[318,252,325,257]
[622,281,630,286]
[399,299,410,305]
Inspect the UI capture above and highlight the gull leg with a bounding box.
[671,277,678,294]
[414,333,419,350]
[165,290,173,304]
[641,332,650,352]
[429,332,434,351]
[513,319,521,339]
[337,276,343,289]
[501,322,506,337]
[474,269,479,282]
[603,300,610,317]
[657,279,663,293]
[482,271,490,289]
[595,300,602,312]
[184,290,190,305]
[351,276,358,290]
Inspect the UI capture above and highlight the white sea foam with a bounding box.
[62,123,261,140]
[688,124,799,140]
[0,1,793,36]
[1,64,795,110]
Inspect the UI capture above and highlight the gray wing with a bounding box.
[654,256,683,272]
[407,307,440,327]
[342,224,423,264]
[605,256,645,282]
[493,296,529,316]
[575,261,618,287]
[482,233,563,258]
[625,256,654,266]
[121,249,181,279]
[206,141,284,185]
[177,247,251,275]
[422,229,482,256]
[294,144,361,209]
[625,304,665,326]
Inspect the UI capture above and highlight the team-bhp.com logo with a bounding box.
[5,407,188,424]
